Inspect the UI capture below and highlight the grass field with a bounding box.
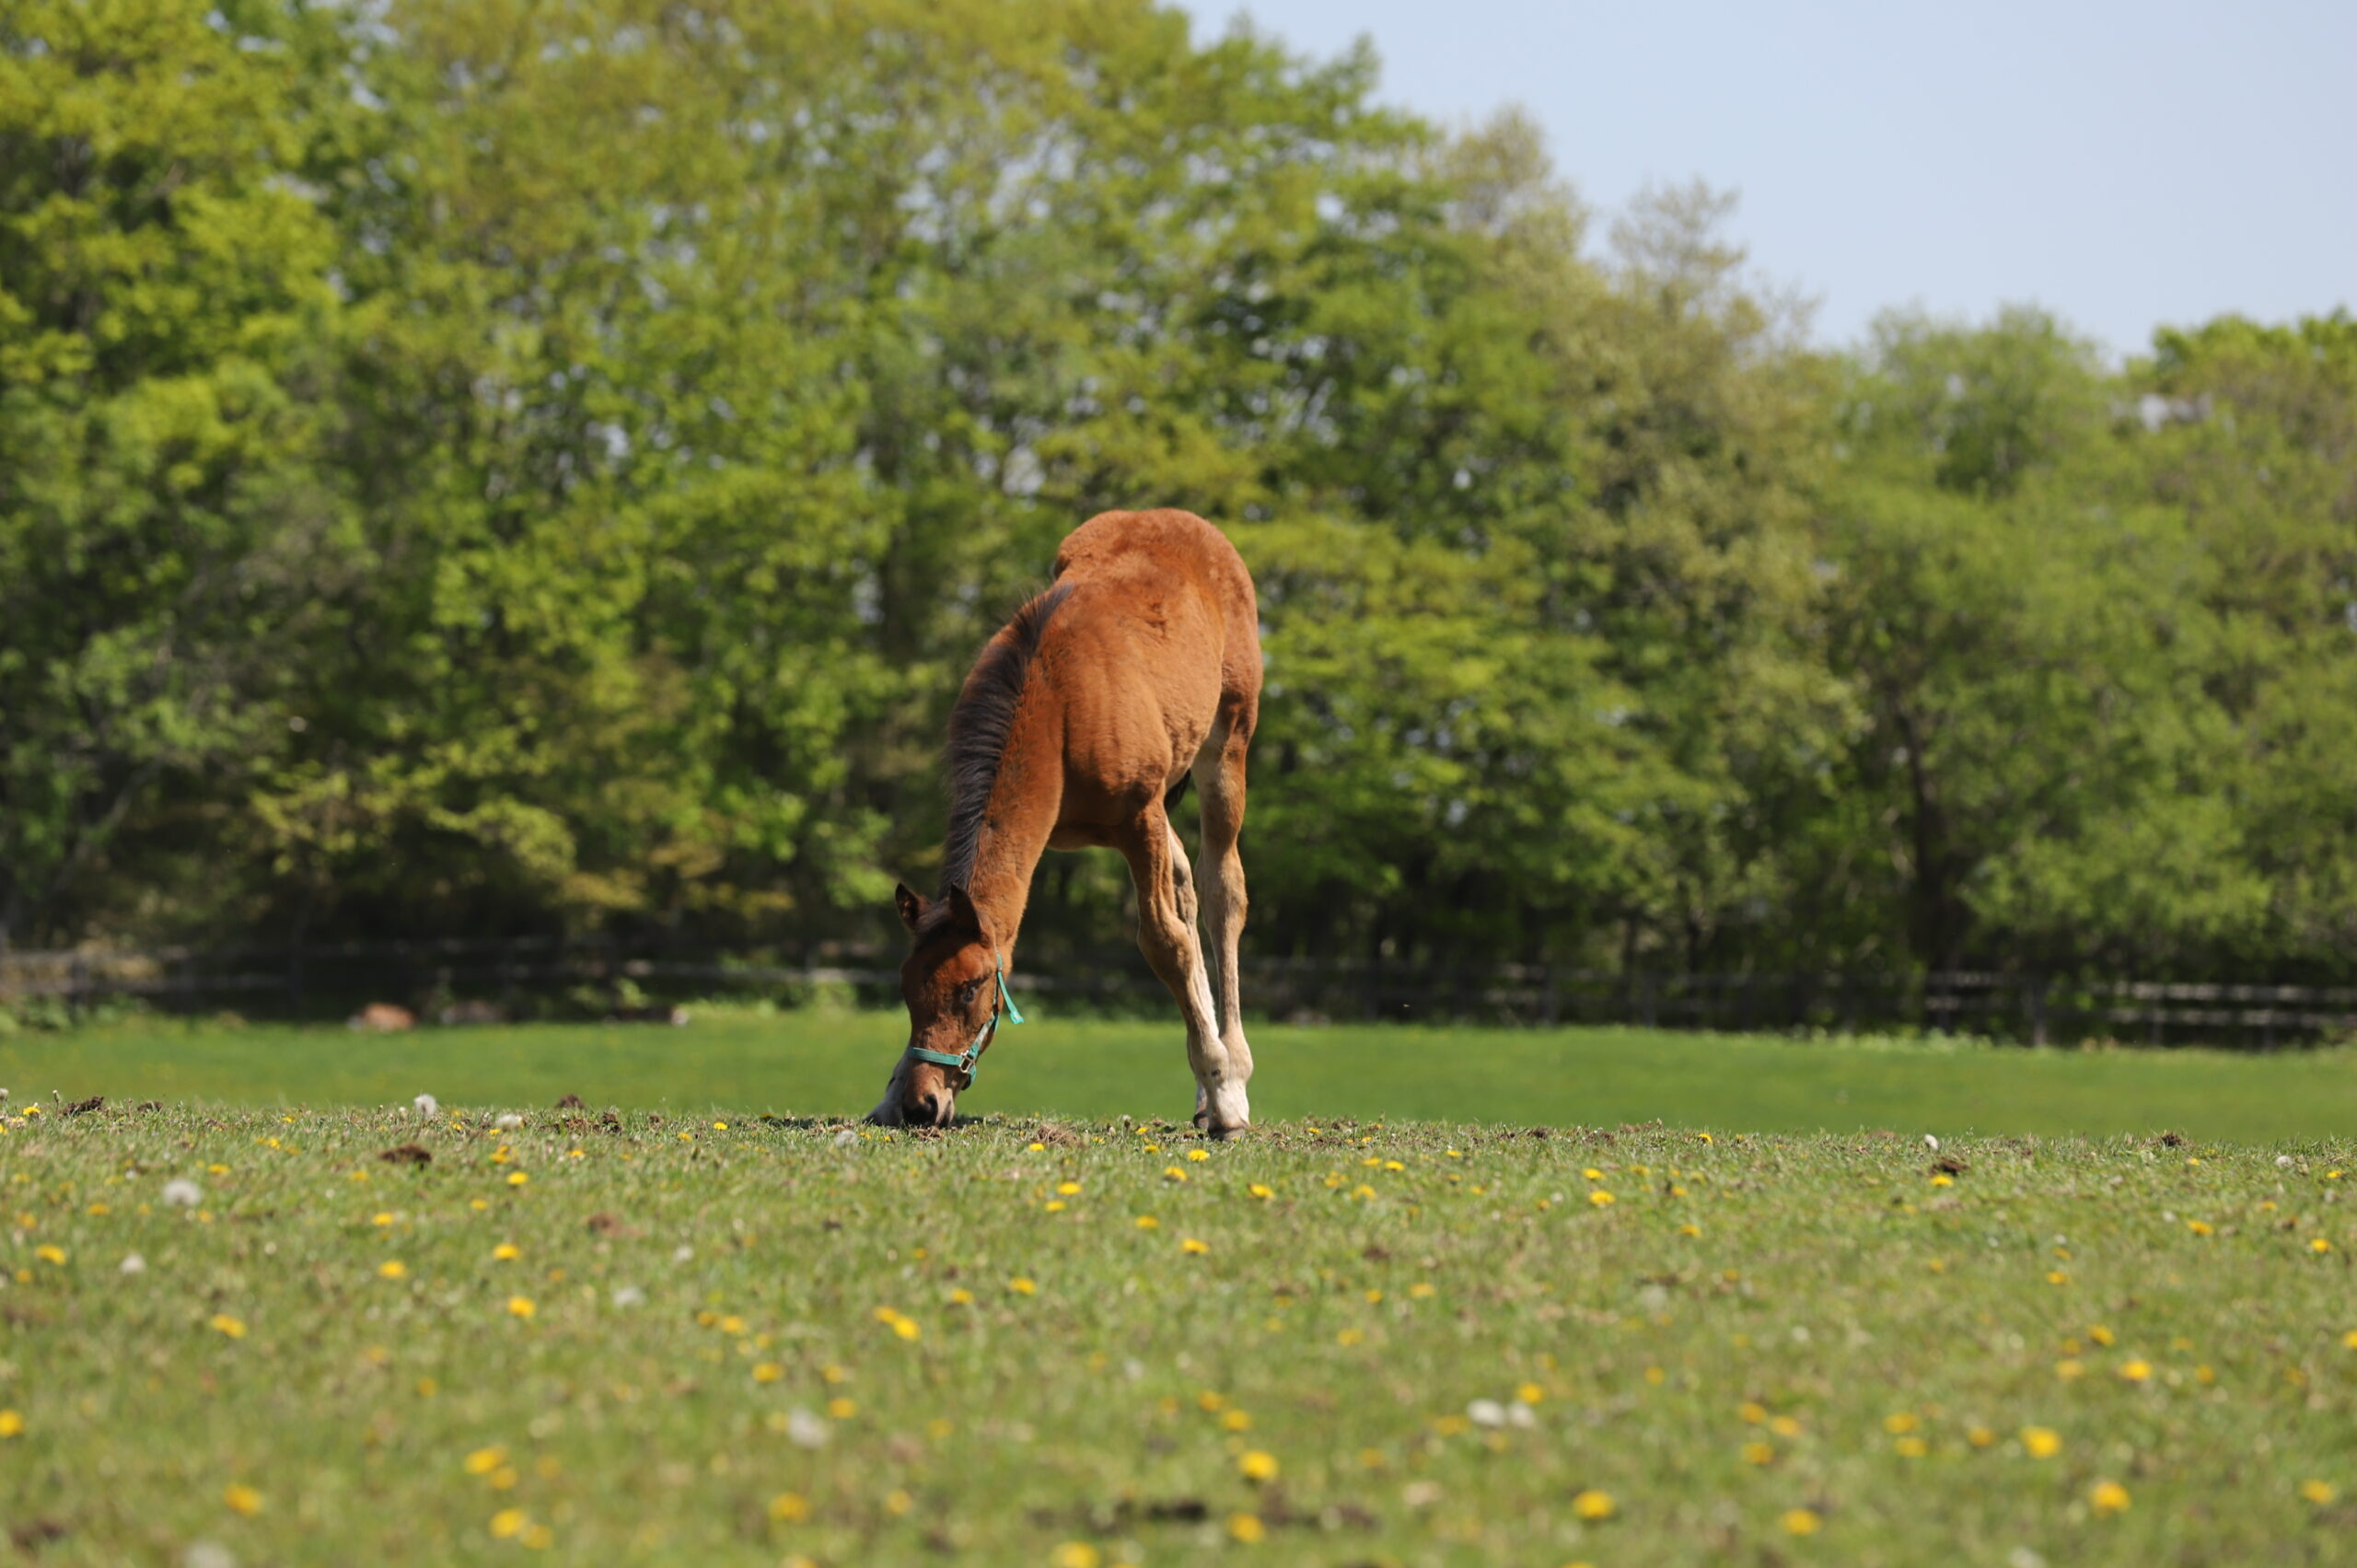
[8,1010,2357,1142]
[4,1017,2355,1564]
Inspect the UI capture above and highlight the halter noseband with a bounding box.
[906,953,1024,1086]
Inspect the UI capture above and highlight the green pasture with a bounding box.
[5,1020,2356,1565]
[6,1011,2357,1143]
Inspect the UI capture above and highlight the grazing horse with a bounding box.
[869,509,1261,1134]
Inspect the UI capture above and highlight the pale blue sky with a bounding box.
[1177,0,2356,358]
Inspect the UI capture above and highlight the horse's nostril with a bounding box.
[914,1092,940,1125]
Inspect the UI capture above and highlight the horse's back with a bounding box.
[1046,510,1259,801]
[1053,509,1260,708]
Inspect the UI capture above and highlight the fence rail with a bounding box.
[4,937,2354,1049]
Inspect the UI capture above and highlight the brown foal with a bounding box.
[869,509,1262,1134]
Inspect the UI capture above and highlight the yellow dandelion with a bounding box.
[1738,1401,1769,1424]
[1770,1415,1802,1438]
[1134,1214,1159,1229]
[209,1314,247,1339]
[1248,1183,1274,1200]
[769,1492,810,1522]
[33,1245,64,1265]
[1187,1149,1210,1162]
[2300,1480,2337,1505]
[1517,1382,1546,1404]
[1008,1276,1038,1295]
[505,1295,536,1319]
[1026,1141,1046,1152]
[1050,1545,1100,1568]
[1588,1191,1615,1208]
[224,1484,263,1517]
[2088,1325,2116,1346]
[0,1411,23,1439]
[464,1446,506,1475]
[2090,1480,2131,1516]
[1163,1166,1188,1182]
[1044,1200,1067,1213]
[2047,1271,2069,1285]
[2021,1426,2061,1458]
[1227,1512,1265,1543]
[377,1260,409,1280]
[1781,1507,1821,1536]
[2311,1238,2333,1254]
[1056,1181,1082,1196]
[2055,1359,2084,1380]
[948,1287,975,1306]
[506,1171,528,1187]
[2119,1360,2153,1382]
[371,1212,395,1227]
[1930,1174,1954,1188]
[1895,1436,1928,1458]
[892,1317,921,1342]
[1968,1426,1997,1448]
[1409,1282,1436,1298]
[2187,1220,2213,1236]
[712,1121,726,1131]
[493,1242,521,1261]
[1679,1223,1702,1237]
[490,1507,526,1539]
[1180,1237,1209,1255]
[1884,1412,1919,1434]
[1238,1449,1280,1481]
[2343,1330,2357,1350]
[1742,1441,1775,1466]
[1572,1490,1615,1521]
[826,1396,856,1419]
[753,1363,783,1383]
[1337,1328,1365,1346]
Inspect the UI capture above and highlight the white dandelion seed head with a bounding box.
[412,1094,439,1118]
[1924,1134,1940,1151]
[161,1179,202,1208]
[1466,1399,1506,1428]
[183,1542,238,1568]
[831,1128,859,1148]
[1505,1400,1537,1428]
[671,1245,694,1265]
[2276,1155,2294,1169]
[494,1113,523,1132]
[610,1285,645,1308]
[784,1407,830,1449]
[120,1253,146,1275]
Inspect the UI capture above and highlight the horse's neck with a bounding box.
[964,750,1059,961]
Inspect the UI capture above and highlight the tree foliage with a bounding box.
[3,1,2351,984]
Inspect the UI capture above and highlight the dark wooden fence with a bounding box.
[6,935,2354,1049]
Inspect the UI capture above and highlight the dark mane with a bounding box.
[939,582,1074,896]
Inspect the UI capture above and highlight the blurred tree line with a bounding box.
[4,0,2352,983]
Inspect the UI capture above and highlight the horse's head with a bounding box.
[868,882,1012,1129]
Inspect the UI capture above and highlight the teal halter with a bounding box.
[907,954,1024,1084]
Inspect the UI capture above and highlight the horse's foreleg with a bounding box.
[1122,814,1248,1136]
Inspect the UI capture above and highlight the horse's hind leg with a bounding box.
[1193,696,1255,1097]
[1120,807,1248,1136]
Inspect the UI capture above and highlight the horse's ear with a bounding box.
[945,883,986,938]
[893,882,926,934]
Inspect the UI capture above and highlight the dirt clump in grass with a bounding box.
[377,1143,432,1165]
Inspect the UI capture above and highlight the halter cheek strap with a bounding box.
[907,954,1024,1083]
